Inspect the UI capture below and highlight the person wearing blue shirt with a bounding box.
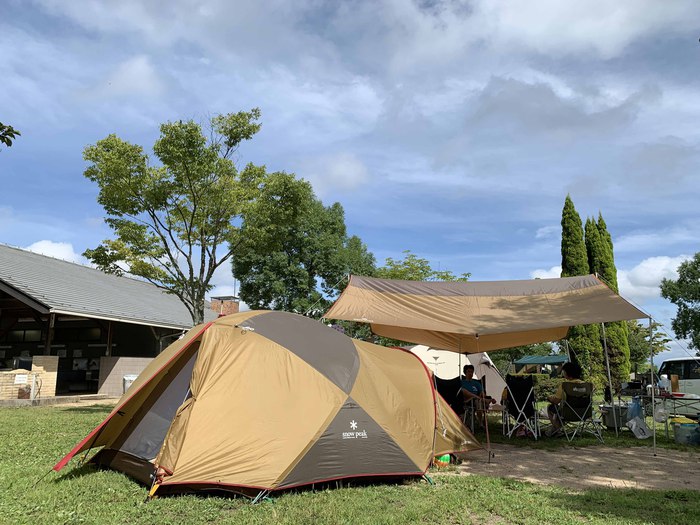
[460,364,484,402]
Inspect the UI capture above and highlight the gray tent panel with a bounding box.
[278,397,421,488]
[241,311,360,394]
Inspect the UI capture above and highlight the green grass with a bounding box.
[1,404,699,525]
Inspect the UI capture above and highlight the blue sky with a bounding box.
[2,1,699,361]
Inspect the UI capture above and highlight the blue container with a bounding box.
[673,423,700,445]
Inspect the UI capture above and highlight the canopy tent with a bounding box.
[512,354,569,374]
[325,274,649,353]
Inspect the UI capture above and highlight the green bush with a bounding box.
[508,373,561,401]
[534,375,561,401]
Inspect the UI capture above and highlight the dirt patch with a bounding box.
[456,444,700,492]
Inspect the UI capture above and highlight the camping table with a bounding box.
[640,394,700,437]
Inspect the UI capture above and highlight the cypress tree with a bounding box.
[583,218,605,389]
[560,195,594,377]
[561,195,589,277]
[595,214,631,387]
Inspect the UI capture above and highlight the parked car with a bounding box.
[658,357,700,418]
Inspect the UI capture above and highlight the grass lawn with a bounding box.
[1,404,698,525]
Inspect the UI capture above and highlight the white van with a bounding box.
[657,357,700,418]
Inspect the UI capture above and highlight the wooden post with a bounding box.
[43,313,55,355]
[106,321,113,356]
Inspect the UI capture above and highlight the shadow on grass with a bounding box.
[61,404,114,414]
[543,487,699,525]
[52,462,99,483]
[476,416,690,451]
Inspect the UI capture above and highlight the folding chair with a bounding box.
[503,374,539,439]
[460,376,489,432]
[554,381,604,442]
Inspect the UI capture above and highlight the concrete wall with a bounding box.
[98,356,153,397]
[0,356,58,400]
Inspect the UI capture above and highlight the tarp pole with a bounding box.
[650,317,656,456]
[600,323,618,437]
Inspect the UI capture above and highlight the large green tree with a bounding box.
[592,214,631,388]
[0,122,20,148]
[83,109,263,323]
[661,253,700,353]
[231,171,375,316]
[627,320,670,373]
[583,218,605,386]
[375,250,471,281]
[560,195,597,378]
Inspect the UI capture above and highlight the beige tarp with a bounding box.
[325,274,649,353]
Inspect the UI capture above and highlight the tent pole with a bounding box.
[650,317,656,456]
[474,335,492,464]
[600,323,618,437]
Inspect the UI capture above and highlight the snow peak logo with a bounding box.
[342,420,368,440]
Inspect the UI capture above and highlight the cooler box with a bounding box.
[600,404,628,429]
[672,422,700,445]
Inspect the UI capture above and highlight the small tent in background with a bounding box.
[54,311,478,498]
[408,345,507,412]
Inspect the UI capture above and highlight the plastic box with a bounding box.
[673,423,700,445]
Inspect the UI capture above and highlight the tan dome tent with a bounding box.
[54,311,478,498]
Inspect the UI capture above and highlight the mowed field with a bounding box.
[1,403,698,525]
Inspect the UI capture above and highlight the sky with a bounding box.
[1,1,699,362]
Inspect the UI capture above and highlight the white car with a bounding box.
[658,357,700,418]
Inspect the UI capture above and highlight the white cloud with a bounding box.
[91,55,164,98]
[616,225,700,253]
[23,240,86,264]
[618,255,691,302]
[535,225,559,240]
[300,152,369,197]
[530,266,561,279]
[478,1,698,59]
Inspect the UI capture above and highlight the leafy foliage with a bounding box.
[560,195,592,375]
[660,252,700,352]
[560,195,588,277]
[83,109,263,323]
[0,121,21,148]
[375,250,470,282]
[232,171,376,317]
[627,320,670,372]
[588,215,630,388]
[489,342,553,376]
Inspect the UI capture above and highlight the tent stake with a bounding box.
[251,489,269,505]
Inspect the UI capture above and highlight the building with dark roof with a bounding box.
[0,243,228,395]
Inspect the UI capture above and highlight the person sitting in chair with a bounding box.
[460,365,484,402]
[460,365,494,414]
[546,361,584,436]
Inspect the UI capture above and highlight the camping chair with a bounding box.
[460,376,487,432]
[503,374,539,439]
[553,381,604,442]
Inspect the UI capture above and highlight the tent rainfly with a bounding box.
[54,311,478,498]
[325,274,649,353]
